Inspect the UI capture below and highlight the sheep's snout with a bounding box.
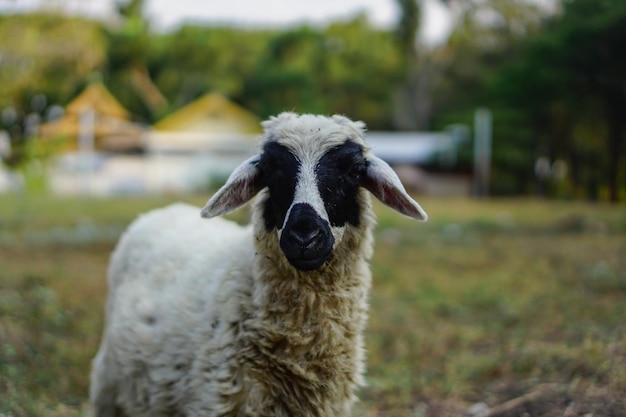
[280,203,334,271]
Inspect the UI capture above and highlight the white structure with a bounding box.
[49,140,259,196]
[0,131,23,193]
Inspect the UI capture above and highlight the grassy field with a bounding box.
[1,194,625,416]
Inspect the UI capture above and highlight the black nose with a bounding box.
[285,221,322,250]
[280,203,334,271]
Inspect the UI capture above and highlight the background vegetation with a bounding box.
[0,195,624,416]
[0,0,625,200]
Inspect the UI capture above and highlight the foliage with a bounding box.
[429,0,549,195]
[242,16,403,128]
[150,25,272,110]
[487,0,626,201]
[0,13,106,165]
[1,0,625,200]
[103,0,166,122]
[1,195,625,416]
[0,14,106,109]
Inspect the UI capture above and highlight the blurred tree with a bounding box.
[393,0,459,130]
[492,0,626,201]
[11,1,620,202]
[0,14,106,108]
[104,0,167,122]
[150,25,272,111]
[323,15,404,128]
[393,0,427,129]
[243,15,402,128]
[430,0,554,194]
[0,13,106,165]
[436,0,545,109]
[243,27,326,118]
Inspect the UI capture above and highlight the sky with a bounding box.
[0,0,454,45]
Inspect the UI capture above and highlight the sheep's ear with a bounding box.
[362,155,428,221]
[201,155,263,218]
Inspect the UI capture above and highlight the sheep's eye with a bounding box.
[263,161,284,178]
[316,141,366,227]
[331,153,366,184]
[345,160,365,180]
[259,142,299,184]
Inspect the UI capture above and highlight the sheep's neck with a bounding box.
[240,241,369,415]
[253,257,367,361]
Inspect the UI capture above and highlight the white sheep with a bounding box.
[90,112,427,417]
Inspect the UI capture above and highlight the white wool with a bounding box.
[91,203,256,416]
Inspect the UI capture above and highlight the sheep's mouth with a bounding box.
[286,250,332,271]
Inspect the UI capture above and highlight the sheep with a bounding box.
[89,112,428,417]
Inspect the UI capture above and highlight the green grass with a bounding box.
[1,194,625,416]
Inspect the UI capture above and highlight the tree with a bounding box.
[104,0,167,122]
[393,0,428,129]
[492,0,626,201]
[0,13,106,165]
[148,24,271,111]
[323,15,403,128]
[243,16,402,128]
[242,27,326,118]
[0,13,107,108]
[428,0,559,195]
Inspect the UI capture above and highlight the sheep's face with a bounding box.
[201,112,427,271]
[257,138,367,270]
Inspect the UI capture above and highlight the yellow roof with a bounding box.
[154,92,261,134]
[39,83,142,151]
[65,83,129,120]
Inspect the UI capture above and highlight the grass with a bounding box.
[1,194,625,416]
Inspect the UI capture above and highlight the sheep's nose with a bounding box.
[287,223,322,250]
[280,203,334,271]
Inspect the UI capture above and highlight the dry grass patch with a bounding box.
[0,195,624,416]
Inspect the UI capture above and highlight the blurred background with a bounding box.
[0,0,625,416]
[0,0,623,199]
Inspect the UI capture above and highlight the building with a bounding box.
[48,91,262,195]
[39,82,145,153]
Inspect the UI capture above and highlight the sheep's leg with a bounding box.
[89,347,128,417]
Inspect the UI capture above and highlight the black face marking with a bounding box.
[258,141,300,231]
[316,140,367,227]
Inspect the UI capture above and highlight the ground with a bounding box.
[0,194,624,416]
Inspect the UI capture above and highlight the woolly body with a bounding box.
[90,113,426,417]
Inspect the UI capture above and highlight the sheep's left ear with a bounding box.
[362,155,428,221]
[201,155,263,218]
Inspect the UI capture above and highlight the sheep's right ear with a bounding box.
[201,155,263,218]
